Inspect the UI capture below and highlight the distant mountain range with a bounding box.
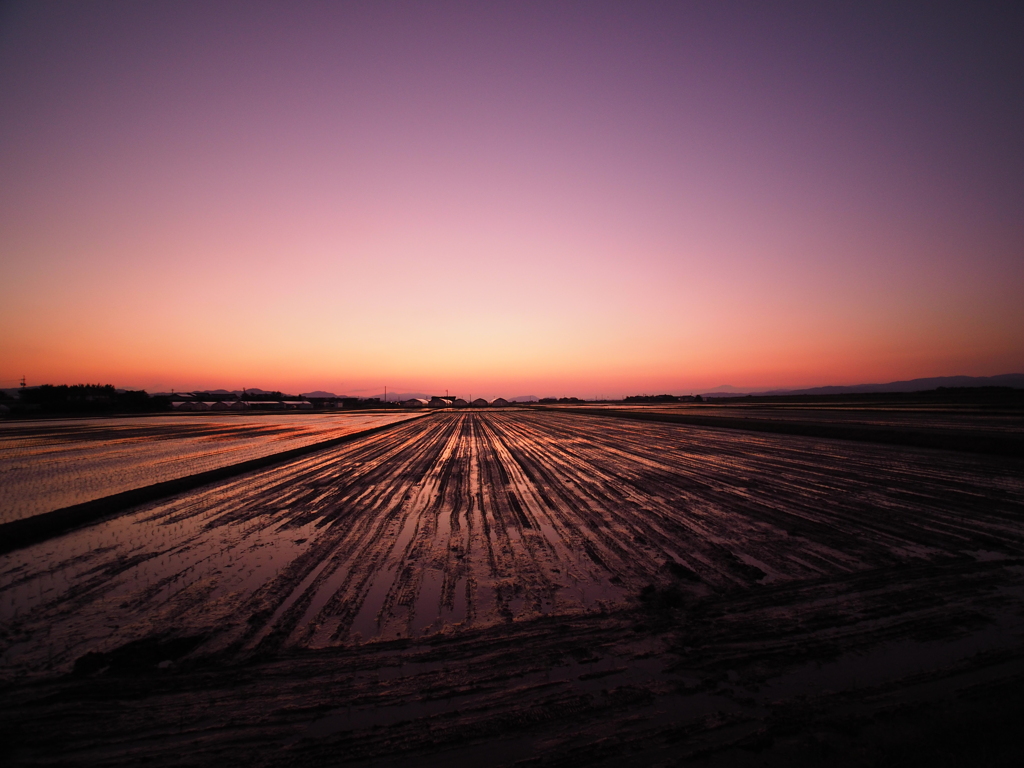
[365,393,539,402]
[8,375,1022,404]
[149,388,344,399]
[370,392,430,402]
[200,389,347,398]
[703,374,1024,398]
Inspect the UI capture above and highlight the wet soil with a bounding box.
[1,410,1022,766]
[0,411,419,524]
[548,404,1024,456]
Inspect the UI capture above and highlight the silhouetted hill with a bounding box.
[700,374,1024,398]
[370,392,430,402]
[772,374,1024,396]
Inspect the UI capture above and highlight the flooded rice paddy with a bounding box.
[2,410,1022,681]
[0,411,418,524]
[601,401,1024,436]
[3,409,1024,766]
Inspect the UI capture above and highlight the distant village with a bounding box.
[0,383,710,418]
[168,394,547,411]
[3,379,1016,419]
[163,392,705,411]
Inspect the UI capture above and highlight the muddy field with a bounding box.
[2,410,1023,765]
[0,411,418,524]
[587,401,1024,437]
[555,401,1024,458]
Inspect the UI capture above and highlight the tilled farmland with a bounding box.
[2,410,1024,766]
[0,411,419,523]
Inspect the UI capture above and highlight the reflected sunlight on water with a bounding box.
[0,412,418,524]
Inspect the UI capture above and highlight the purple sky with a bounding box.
[2,1,1022,397]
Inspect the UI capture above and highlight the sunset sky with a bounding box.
[2,1,1022,398]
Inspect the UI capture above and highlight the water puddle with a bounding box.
[349,568,397,641]
[414,568,444,634]
[444,576,468,625]
[293,559,353,636]
[245,553,334,650]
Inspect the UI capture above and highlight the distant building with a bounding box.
[492,397,511,407]
[171,400,213,411]
[210,401,233,411]
[242,400,283,410]
[402,398,429,408]
[428,397,453,408]
[471,398,491,407]
[451,398,469,408]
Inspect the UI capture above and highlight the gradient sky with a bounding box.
[2,1,1022,397]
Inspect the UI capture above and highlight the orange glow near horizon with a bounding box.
[2,4,1022,398]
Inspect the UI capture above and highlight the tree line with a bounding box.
[7,384,169,416]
